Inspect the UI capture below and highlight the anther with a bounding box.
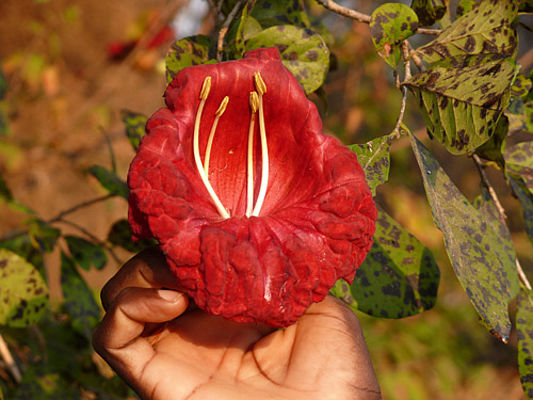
[253,72,267,96]
[249,91,259,113]
[200,76,211,100]
[204,96,229,175]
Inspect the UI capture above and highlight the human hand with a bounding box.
[92,248,381,400]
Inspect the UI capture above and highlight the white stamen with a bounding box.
[204,96,229,175]
[193,77,230,219]
[251,73,269,217]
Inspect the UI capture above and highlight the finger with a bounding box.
[101,247,181,311]
[93,287,188,383]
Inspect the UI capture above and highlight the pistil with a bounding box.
[251,72,269,217]
[204,96,229,175]
[246,91,259,217]
[193,77,230,219]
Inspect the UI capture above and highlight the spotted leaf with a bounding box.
[121,110,147,151]
[166,35,216,84]
[415,0,518,63]
[456,0,476,17]
[60,253,100,341]
[370,3,419,67]
[517,288,533,400]
[508,174,533,243]
[107,219,157,253]
[406,55,516,154]
[245,25,329,94]
[411,0,447,26]
[410,134,519,340]
[505,141,533,193]
[331,207,439,318]
[349,135,391,196]
[65,235,107,271]
[0,249,49,327]
[250,0,311,29]
[88,165,129,199]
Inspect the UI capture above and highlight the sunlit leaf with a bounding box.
[65,235,107,271]
[331,208,439,318]
[369,3,418,67]
[415,0,518,63]
[505,141,533,193]
[0,249,49,327]
[27,219,60,253]
[456,0,476,17]
[511,73,532,98]
[165,35,216,84]
[517,288,533,399]
[245,25,329,94]
[88,165,129,199]
[107,219,157,253]
[406,55,516,154]
[0,234,45,277]
[120,110,147,151]
[60,253,100,341]
[410,134,519,340]
[349,135,391,195]
[411,0,446,26]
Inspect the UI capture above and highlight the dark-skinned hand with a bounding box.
[92,248,381,400]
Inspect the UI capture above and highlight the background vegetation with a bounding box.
[0,0,532,399]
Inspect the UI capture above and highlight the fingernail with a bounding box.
[158,289,180,302]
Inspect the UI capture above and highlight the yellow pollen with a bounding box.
[204,96,229,175]
[253,72,267,95]
[200,76,211,100]
[249,91,259,113]
[215,95,229,117]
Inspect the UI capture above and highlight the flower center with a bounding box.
[192,72,269,220]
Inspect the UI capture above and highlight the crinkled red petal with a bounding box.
[128,47,377,327]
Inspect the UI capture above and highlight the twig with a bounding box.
[315,0,441,35]
[472,154,533,291]
[55,218,122,265]
[216,0,244,61]
[0,333,21,383]
[48,194,114,224]
[391,41,411,138]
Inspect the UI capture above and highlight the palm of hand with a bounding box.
[92,250,380,400]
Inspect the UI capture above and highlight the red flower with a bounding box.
[128,48,377,327]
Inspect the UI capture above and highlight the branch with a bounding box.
[0,333,21,383]
[472,154,533,291]
[316,0,441,35]
[48,194,114,224]
[217,0,244,61]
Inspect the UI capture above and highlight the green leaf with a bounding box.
[505,141,533,192]
[0,249,49,327]
[0,172,13,202]
[60,253,100,341]
[475,115,508,165]
[511,73,532,98]
[108,219,157,253]
[517,288,533,400]
[370,3,419,67]
[519,0,533,12]
[0,234,45,277]
[245,25,329,94]
[508,174,533,243]
[27,219,60,253]
[250,0,311,29]
[406,55,516,154]
[165,35,216,84]
[456,0,477,17]
[410,134,519,340]
[348,135,391,196]
[411,0,447,26]
[65,235,107,271]
[415,0,518,63]
[88,165,129,199]
[331,208,440,318]
[121,110,147,151]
